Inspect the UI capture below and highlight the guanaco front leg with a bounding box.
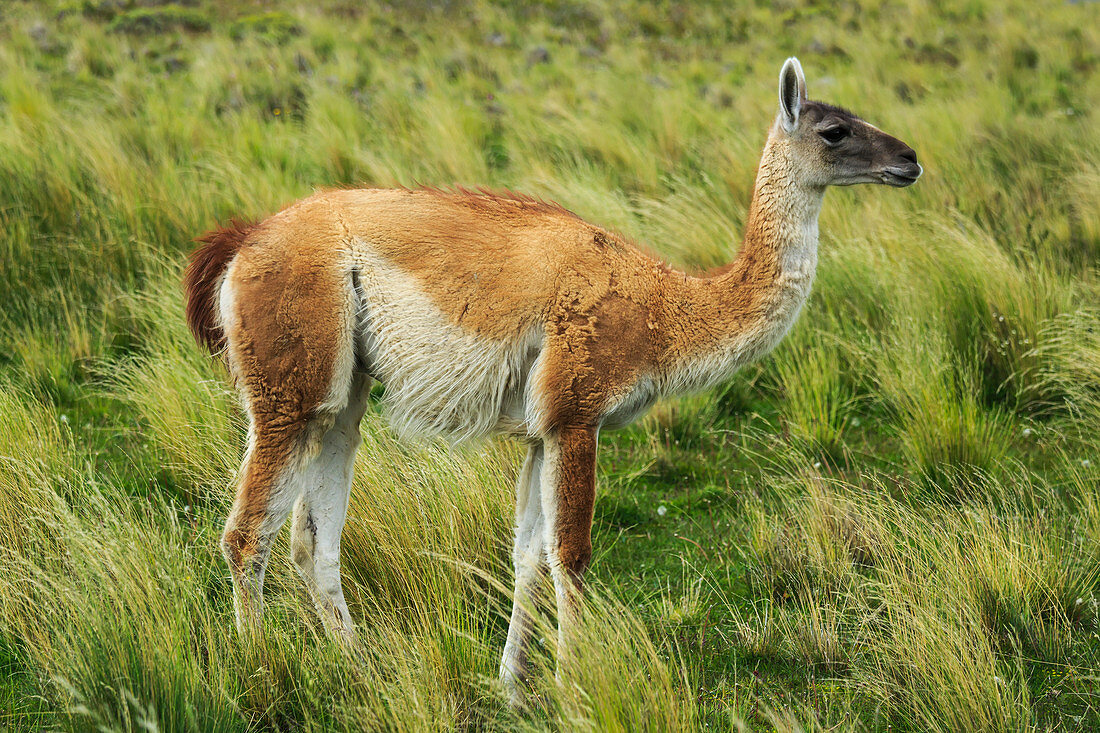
[500,441,547,705]
[540,427,597,682]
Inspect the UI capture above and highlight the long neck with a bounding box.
[660,132,825,394]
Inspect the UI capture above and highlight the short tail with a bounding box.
[184,219,256,354]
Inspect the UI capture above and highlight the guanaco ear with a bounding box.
[779,57,807,132]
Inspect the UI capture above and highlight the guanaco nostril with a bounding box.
[899,148,918,165]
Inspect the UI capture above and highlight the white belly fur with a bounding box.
[352,245,542,442]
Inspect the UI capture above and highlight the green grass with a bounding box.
[1,0,1099,729]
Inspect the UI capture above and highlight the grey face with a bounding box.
[800,101,922,187]
[776,57,922,189]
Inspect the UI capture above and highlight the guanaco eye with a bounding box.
[819,126,848,145]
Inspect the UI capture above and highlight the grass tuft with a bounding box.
[1,0,1098,728]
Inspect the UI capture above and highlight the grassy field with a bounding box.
[1,0,1099,730]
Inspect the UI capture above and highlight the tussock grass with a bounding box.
[874,325,1016,491]
[741,475,1100,730]
[1,0,1099,728]
[0,376,698,731]
[771,328,857,465]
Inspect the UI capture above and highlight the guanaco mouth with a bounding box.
[882,165,922,187]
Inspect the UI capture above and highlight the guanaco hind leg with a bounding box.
[289,373,371,641]
[223,378,368,639]
[218,236,360,636]
[221,419,312,633]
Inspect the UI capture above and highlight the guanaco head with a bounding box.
[775,57,921,188]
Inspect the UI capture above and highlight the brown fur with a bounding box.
[414,184,586,223]
[552,428,597,584]
[222,423,302,568]
[184,219,257,353]
[224,209,350,427]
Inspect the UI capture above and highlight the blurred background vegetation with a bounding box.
[0,0,1098,730]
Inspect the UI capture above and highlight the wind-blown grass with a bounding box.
[1,0,1098,729]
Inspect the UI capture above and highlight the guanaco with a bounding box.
[185,58,920,702]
